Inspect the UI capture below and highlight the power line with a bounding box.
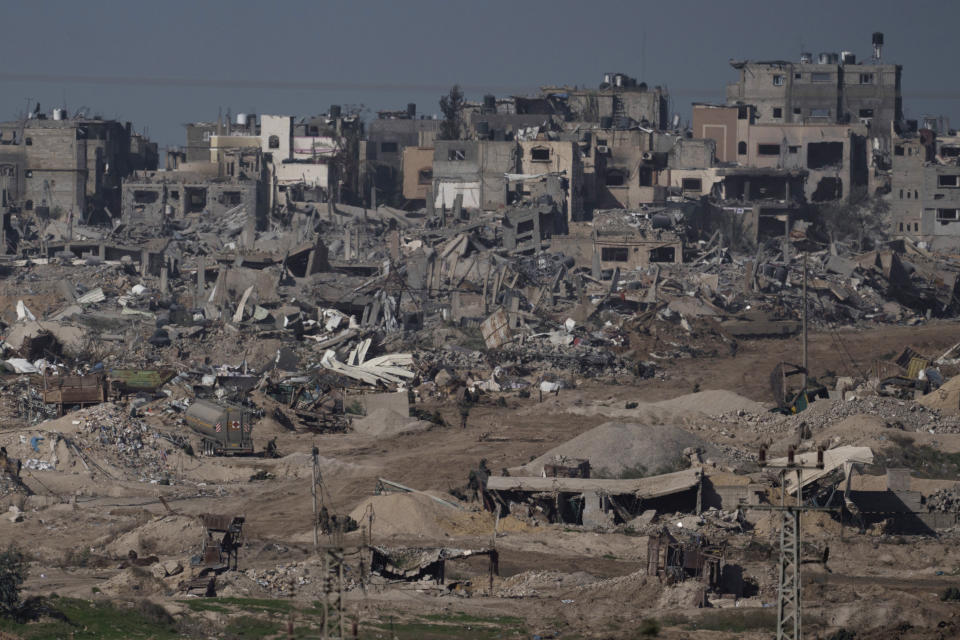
[0,72,535,95]
[4,72,959,101]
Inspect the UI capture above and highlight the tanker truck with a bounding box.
[184,400,255,456]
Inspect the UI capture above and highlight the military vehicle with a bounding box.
[184,400,254,456]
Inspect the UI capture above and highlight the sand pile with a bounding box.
[919,376,960,414]
[349,492,528,540]
[270,452,365,479]
[652,390,766,416]
[106,514,206,557]
[97,566,168,598]
[351,409,432,437]
[516,422,719,477]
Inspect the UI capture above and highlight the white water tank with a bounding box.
[52,108,65,121]
[235,113,248,127]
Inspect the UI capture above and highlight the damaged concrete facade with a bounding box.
[362,110,439,206]
[122,173,265,229]
[889,129,960,240]
[516,140,584,222]
[0,116,157,225]
[432,140,517,211]
[693,104,869,202]
[552,209,683,271]
[545,74,669,130]
[401,146,434,204]
[726,44,902,149]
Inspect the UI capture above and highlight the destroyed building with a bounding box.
[544,73,670,130]
[552,208,684,271]
[726,33,902,148]
[0,111,158,225]
[693,103,869,202]
[516,139,584,222]
[401,146,435,206]
[121,171,266,230]
[432,140,517,211]
[177,109,363,207]
[501,203,560,253]
[361,106,439,206]
[889,127,960,241]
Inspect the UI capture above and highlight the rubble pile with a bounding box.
[243,562,317,597]
[716,397,960,436]
[37,404,180,483]
[926,489,960,513]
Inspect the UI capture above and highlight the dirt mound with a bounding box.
[97,566,168,598]
[105,514,206,557]
[349,492,528,540]
[269,452,366,480]
[516,422,719,477]
[351,409,432,437]
[919,376,960,414]
[653,390,766,416]
[546,390,765,426]
[774,413,890,451]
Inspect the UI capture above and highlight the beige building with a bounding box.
[401,147,434,203]
[517,140,584,222]
[587,129,669,209]
[692,104,868,202]
[552,210,683,272]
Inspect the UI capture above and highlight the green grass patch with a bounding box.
[420,612,523,625]
[178,596,295,614]
[365,612,527,639]
[224,615,283,639]
[688,608,776,632]
[180,599,231,613]
[367,621,523,639]
[0,597,181,639]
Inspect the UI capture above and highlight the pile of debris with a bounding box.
[926,488,960,513]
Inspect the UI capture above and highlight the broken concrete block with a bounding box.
[434,369,455,388]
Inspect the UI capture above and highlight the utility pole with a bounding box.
[321,542,346,640]
[801,251,808,393]
[313,444,346,639]
[751,447,834,640]
[311,446,320,552]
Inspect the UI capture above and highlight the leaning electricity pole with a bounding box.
[751,447,835,640]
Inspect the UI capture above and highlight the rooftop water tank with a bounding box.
[52,108,65,121]
[235,113,248,127]
[800,52,813,64]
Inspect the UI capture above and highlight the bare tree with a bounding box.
[819,187,889,251]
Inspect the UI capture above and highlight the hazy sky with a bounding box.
[1,0,957,148]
